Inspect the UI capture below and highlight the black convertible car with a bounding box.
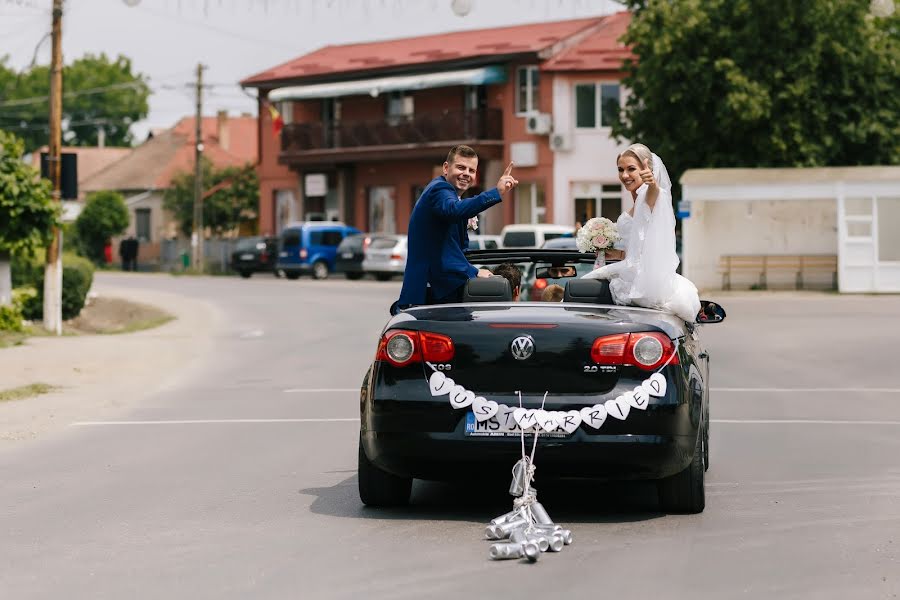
[358,250,725,513]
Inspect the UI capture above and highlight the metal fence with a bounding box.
[158,238,241,273]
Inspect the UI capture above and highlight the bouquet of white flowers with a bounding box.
[576,217,619,253]
[576,217,619,270]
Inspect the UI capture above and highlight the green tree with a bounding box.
[163,159,260,237]
[75,191,129,265]
[614,0,900,196]
[0,54,150,153]
[0,130,59,305]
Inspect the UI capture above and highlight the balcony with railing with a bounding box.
[280,108,503,163]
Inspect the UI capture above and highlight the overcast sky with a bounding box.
[1,0,623,143]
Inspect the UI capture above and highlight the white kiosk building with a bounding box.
[680,167,900,293]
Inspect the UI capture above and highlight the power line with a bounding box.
[0,81,147,107]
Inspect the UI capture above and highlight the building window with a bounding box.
[386,92,414,125]
[516,182,546,224]
[135,208,151,242]
[516,66,540,115]
[574,184,622,225]
[574,83,620,129]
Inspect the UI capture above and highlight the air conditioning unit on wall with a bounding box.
[549,132,572,152]
[525,113,552,135]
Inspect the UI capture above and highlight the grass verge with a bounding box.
[0,383,56,403]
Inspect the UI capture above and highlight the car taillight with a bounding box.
[590,332,678,370]
[420,331,454,362]
[533,279,549,290]
[299,249,308,259]
[376,329,455,367]
[390,254,403,260]
[260,251,269,262]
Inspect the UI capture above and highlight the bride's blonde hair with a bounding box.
[618,143,652,167]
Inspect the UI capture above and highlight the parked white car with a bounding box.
[362,234,408,281]
[499,224,575,248]
[467,234,502,250]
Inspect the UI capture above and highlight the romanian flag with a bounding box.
[268,103,284,136]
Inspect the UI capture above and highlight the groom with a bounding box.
[392,145,517,313]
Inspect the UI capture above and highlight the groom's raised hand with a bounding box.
[496,162,518,195]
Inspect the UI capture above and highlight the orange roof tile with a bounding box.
[541,11,633,72]
[82,115,257,192]
[242,16,611,86]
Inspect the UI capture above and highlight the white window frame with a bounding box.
[516,182,546,224]
[277,101,293,125]
[574,82,621,129]
[515,66,540,116]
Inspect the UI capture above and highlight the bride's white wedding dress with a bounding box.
[583,155,700,322]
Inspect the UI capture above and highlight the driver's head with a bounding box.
[492,262,521,301]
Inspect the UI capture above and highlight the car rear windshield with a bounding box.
[369,237,399,250]
[281,231,301,246]
[503,231,536,247]
[337,236,363,252]
[235,237,262,251]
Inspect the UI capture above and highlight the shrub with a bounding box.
[11,250,43,288]
[75,191,129,265]
[19,253,95,321]
[0,303,23,332]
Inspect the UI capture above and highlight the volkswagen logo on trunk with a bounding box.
[510,335,535,360]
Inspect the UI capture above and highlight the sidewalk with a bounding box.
[0,284,222,443]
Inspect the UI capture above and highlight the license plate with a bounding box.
[464,411,571,438]
[279,251,288,257]
[240,253,254,260]
[341,252,354,259]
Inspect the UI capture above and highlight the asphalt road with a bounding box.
[2,272,898,599]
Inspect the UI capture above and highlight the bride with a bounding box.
[582,143,701,322]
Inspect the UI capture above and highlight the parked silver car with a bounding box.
[362,234,407,281]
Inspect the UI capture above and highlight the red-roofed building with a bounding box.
[242,12,633,237]
[82,112,257,265]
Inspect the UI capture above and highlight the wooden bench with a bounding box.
[719,255,837,290]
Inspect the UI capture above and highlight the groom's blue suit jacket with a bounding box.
[397,176,502,306]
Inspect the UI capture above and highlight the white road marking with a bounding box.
[282,388,358,393]
[711,387,900,393]
[712,419,900,425]
[72,418,359,426]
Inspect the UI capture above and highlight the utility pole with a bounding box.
[43,0,64,335]
[192,63,205,271]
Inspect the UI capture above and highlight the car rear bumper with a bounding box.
[363,260,405,273]
[361,372,700,482]
[361,427,696,482]
[335,260,364,273]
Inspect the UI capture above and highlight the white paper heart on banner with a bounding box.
[629,386,650,410]
[580,404,607,429]
[472,396,499,422]
[606,397,630,420]
[513,408,538,430]
[449,386,474,409]
[533,410,554,432]
[644,373,667,397]
[559,410,582,434]
[550,411,566,431]
[496,405,517,430]
[429,372,454,396]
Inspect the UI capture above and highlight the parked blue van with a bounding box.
[276,222,361,280]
